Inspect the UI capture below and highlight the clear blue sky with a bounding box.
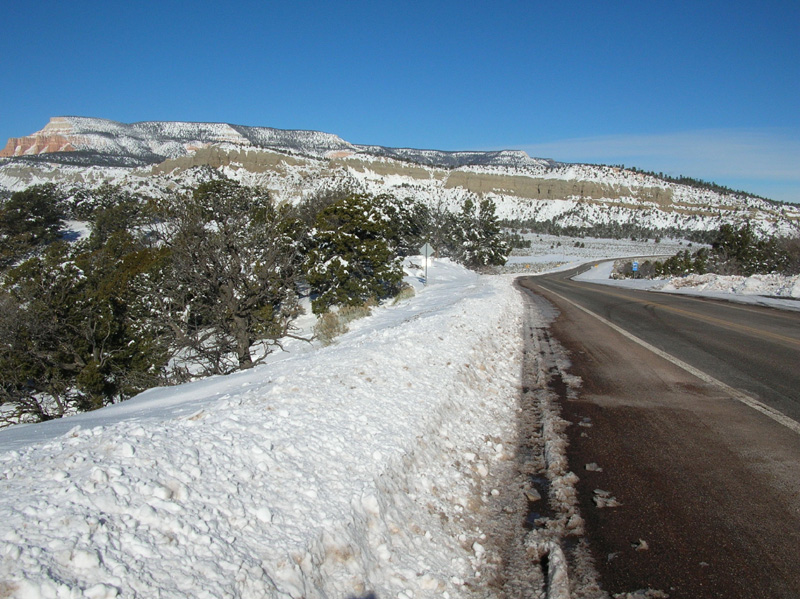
[2,0,798,202]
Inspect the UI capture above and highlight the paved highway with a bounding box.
[525,266,800,423]
[518,268,800,599]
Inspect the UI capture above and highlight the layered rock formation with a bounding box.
[1,116,798,236]
[0,117,79,157]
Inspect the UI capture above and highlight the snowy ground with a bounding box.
[0,260,532,599]
[506,233,799,310]
[500,233,686,275]
[1,239,796,599]
[575,259,800,311]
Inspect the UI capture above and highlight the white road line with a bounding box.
[546,287,800,436]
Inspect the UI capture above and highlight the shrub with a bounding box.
[392,283,416,304]
[313,312,348,346]
[312,300,375,345]
[0,184,66,267]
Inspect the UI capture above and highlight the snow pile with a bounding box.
[661,272,800,298]
[0,260,526,599]
[575,259,800,309]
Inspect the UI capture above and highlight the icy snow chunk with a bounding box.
[472,541,485,559]
[255,507,273,523]
[70,549,101,569]
[84,583,119,598]
[90,467,108,484]
[524,489,542,502]
[376,543,392,561]
[418,574,441,590]
[360,493,381,517]
[116,442,135,458]
[593,489,621,508]
[612,591,669,599]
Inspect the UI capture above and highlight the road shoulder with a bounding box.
[520,277,800,599]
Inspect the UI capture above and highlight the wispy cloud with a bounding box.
[515,128,800,203]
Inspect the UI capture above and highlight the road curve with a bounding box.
[525,266,800,423]
[517,268,800,599]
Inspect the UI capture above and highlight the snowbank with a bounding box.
[575,260,800,310]
[0,260,526,599]
[660,272,800,299]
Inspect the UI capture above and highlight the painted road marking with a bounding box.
[566,281,800,349]
[545,286,800,436]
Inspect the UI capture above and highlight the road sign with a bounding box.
[419,243,434,285]
[632,261,639,272]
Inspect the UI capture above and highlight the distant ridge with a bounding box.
[2,116,798,238]
[0,116,557,170]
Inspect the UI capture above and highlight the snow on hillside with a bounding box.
[3,117,799,238]
[0,261,532,599]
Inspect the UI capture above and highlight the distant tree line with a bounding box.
[0,181,508,425]
[612,165,772,202]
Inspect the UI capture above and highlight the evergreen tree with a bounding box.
[711,224,758,274]
[455,197,509,268]
[0,184,66,267]
[422,201,460,258]
[305,194,404,314]
[0,244,83,422]
[148,179,304,377]
[0,235,166,423]
[85,186,149,250]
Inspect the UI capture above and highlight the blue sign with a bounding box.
[632,261,639,272]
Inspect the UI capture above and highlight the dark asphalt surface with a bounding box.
[526,266,800,423]
[517,268,800,599]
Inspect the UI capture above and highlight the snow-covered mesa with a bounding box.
[3,117,800,238]
[0,260,527,599]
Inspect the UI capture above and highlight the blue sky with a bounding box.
[2,0,798,202]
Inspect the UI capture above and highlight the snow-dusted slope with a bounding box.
[0,261,529,599]
[2,117,799,236]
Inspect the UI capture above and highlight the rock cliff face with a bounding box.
[0,118,79,157]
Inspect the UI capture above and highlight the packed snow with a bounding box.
[0,260,532,599]
[1,243,797,598]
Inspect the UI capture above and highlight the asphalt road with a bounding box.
[517,268,800,599]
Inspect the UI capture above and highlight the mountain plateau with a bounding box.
[1,116,798,237]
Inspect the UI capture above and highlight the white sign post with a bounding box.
[419,243,434,284]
